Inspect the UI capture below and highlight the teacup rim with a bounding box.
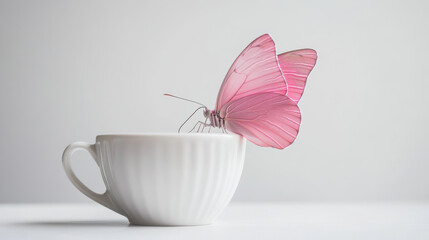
[96,133,242,139]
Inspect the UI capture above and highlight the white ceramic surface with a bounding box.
[62,133,246,226]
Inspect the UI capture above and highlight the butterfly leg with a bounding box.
[189,121,212,133]
[188,121,201,133]
[200,117,209,133]
[223,127,229,134]
[196,121,213,133]
[199,121,212,133]
[197,122,203,132]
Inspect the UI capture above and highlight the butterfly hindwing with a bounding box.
[277,49,317,103]
[221,93,301,149]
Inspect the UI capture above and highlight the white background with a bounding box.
[0,0,428,203]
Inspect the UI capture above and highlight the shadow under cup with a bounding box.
[62,133,246,226]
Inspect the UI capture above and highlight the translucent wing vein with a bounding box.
[221,93,301,149]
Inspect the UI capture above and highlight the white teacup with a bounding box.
[62,133,246,226]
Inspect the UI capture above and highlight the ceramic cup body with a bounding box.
[62,134,246,226]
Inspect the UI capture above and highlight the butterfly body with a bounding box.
[204,109,225,128]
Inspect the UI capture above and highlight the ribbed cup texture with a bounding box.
[96,134,246,226]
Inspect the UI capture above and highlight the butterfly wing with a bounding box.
[215,34,287,111]
[220,93,301,149]
[277,49,317,103]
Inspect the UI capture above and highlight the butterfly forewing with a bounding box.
[215,34,287,111]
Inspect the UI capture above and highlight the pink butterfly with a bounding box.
[168,34,317,149]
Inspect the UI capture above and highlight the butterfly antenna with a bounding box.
[164,94,207,108]
[178,106,206,133]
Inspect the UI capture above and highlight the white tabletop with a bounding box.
[1,203,429,240]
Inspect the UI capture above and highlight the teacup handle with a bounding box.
[62,142,124,215]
